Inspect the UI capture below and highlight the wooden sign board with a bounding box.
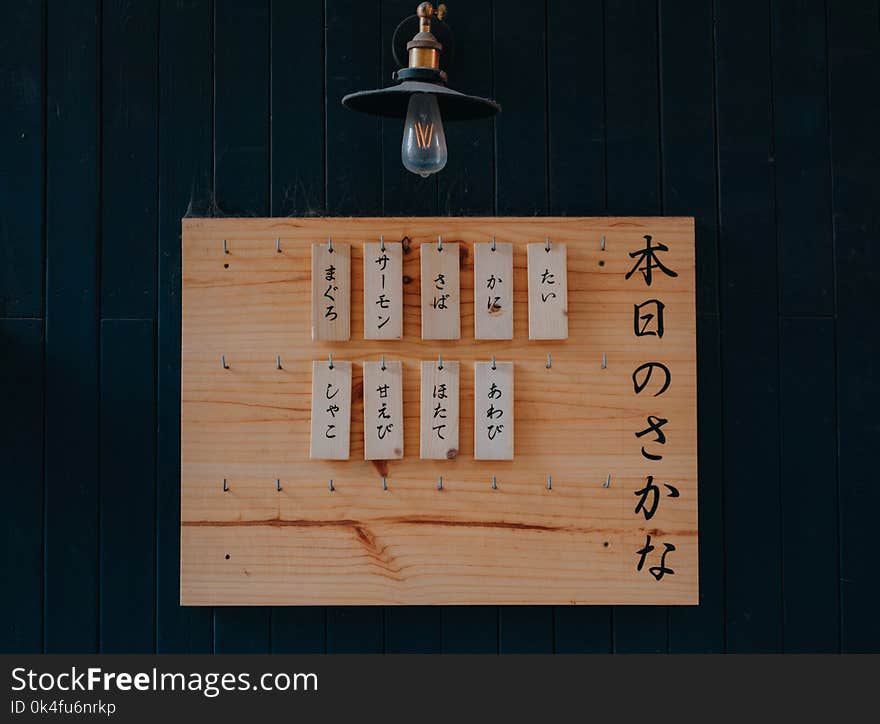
[181,217,697,606]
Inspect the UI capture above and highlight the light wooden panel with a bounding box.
[181,217,697,606]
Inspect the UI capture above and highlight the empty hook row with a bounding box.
[222,475,614,492]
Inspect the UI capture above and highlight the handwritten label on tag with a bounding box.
[527,242,568,340]
[311,241,351,341]
[419,360,460,459]
[309,360,351,460]
[362,361,404,460]
[420,242,460,340]
[363,241,403,340]
[473,241,513,340]
[474,361,514,460]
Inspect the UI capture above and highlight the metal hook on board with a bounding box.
[438,475,443,491]
[329,479,335,492]
[276,479,282,492]
[437,354,443,371]
[546,353,552,369]
[604,473,612,489]
[328,235,334,253]
[328,353,334,370]
[382,477,388,491]
[223,478,229,492]
[491,236,497,252]
[381,354,386,371]
[276,238,281,253]
[437,234,443,252]
[491,354,497,370]
[601,353,607,370]
[276,355,282,370]
[380,235,385,252]
[547,475,552,491]
[601,235,606,252]
[223,239,229,255]
[221,355,230,370]
[545,236,551,253]
[492,475,498,490]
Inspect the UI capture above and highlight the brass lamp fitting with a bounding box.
[407,2,444,70]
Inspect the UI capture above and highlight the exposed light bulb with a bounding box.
[401,93,447,177]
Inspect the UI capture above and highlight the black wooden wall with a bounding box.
[2,0,878,654]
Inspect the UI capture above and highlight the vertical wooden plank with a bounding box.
[0,319,43,652]
[270,0,326,653]
[547,0,605,216]
[99,320,156,653]
[780,318,838,651]
[495,0,553,654]
[772,0,833,317]
[101,0,158,318]
[548,0,611,654]
[212,0,271,654]
[419,360,460,460]
[828,0,880,653]
[44,0,99,653]
[0,0,43,317]
[326,0,382,215]
[363,361,404,460]
[156,0,213,653]
[324,0,385,651]
[774,0,837,654]
[437,0,497,652]
[473,241,513,340]
[716,0,781,652]
[271,0,323,216]
[309,360,352,460]
[379,0,443,654]
[214,0,269,216]
[363,241,403,340]
[605,0,666,653]
[437,0,493,215]
[660,0,725,652]
[494,0,546,215]
[311,241,351,341]
[420,241,461,340]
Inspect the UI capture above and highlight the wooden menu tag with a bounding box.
[363,241,403,340]
[474,361,514,460]
[309,359,352,460]
[527,241,568,340]
[362,360,404,460]
[311,240,351,341]
[419,359,460,459]
[420,241,460,340]
[473,241,513,340]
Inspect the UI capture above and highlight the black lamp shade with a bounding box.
[342,80,501,121]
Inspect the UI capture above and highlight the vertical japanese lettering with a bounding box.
[473,361,514,460]
[473,241,514,340]
[363,241,403,340]
[311,240,351,341]
[362,361,404,460]
[419,359,460,459]
[527,241,568,339]
[420,241,461,340]
[309,359,352,460]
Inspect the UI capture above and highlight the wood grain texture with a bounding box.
[180,217,697,606]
